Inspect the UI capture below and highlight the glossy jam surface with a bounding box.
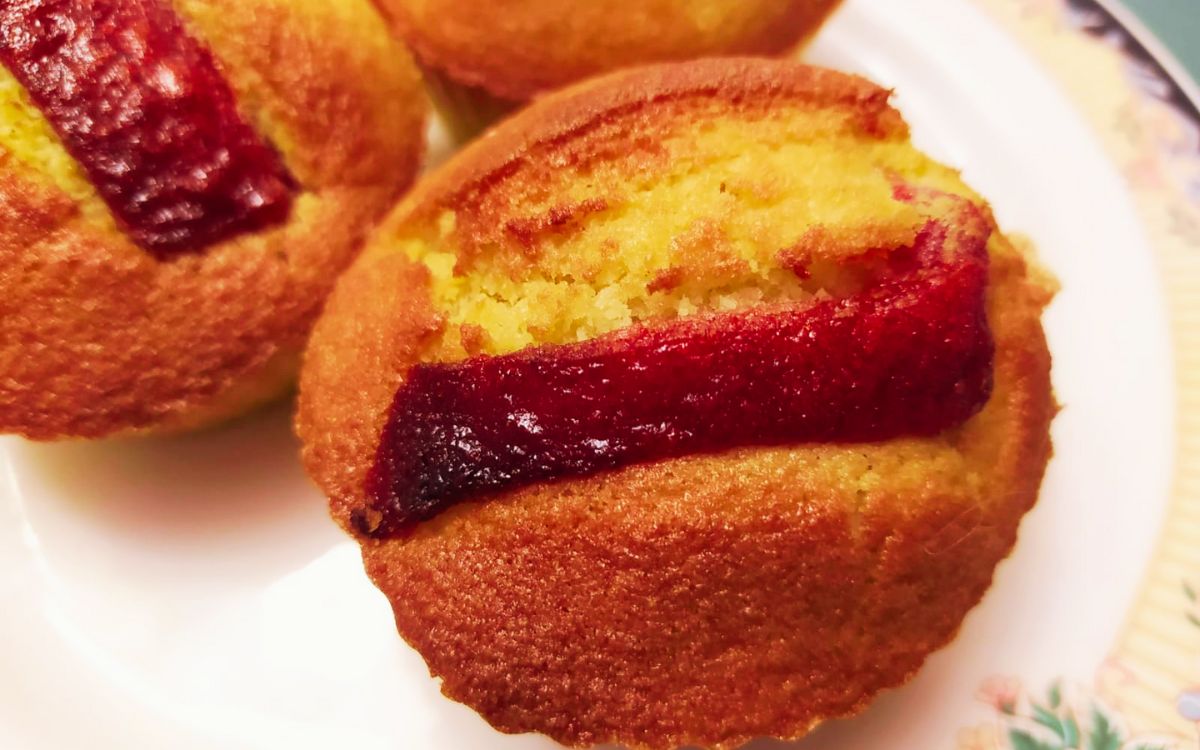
[0,0,294,254]
[361,209,995,537]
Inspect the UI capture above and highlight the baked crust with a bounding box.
[0,0,427,439]
[297,60,1055,749]
[378,0,844,101]
[390,59,906,250]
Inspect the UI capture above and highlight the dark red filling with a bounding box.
[360,202,996,537]
[0,0,295,254]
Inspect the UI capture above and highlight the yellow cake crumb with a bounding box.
[388,114,985,360]
[0,66,106,220]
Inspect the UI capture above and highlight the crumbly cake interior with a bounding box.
[0,67,103,214]
[387,108,990,361]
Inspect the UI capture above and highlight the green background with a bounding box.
[1123,0,1200,83]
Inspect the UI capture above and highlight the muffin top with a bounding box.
[299,58,1053,537]
[0,0,427,439]
[378,0,843,100]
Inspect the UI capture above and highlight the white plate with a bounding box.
[3,0,1197,748]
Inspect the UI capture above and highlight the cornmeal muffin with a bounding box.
[298,59,1056,749]
[376,0,843,137]
[0,0,427,440]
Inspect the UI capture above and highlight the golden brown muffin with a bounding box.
[298,59,1056,749]
[377,0,843,136]
[0,0,428,440]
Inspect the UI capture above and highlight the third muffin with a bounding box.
[377,0,843,137]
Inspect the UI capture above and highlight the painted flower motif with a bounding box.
[1176,582,1200,729]
[1029,0,1200,210]
[1125,151,1167,191]
[950,0,1200,742]
[1184,581,1199,630]
[1095,656,1138,711]
[970,679,1190,750]
[1177,689,1200,723]
[979,676,1023,715]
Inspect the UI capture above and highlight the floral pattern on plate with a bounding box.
[966,0,1200,744]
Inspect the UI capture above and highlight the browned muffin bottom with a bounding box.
[298,59,1056,749]
[0,0,428,440]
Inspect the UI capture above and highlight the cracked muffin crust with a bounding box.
[0,0,428,439]
[298,59,1056,749]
